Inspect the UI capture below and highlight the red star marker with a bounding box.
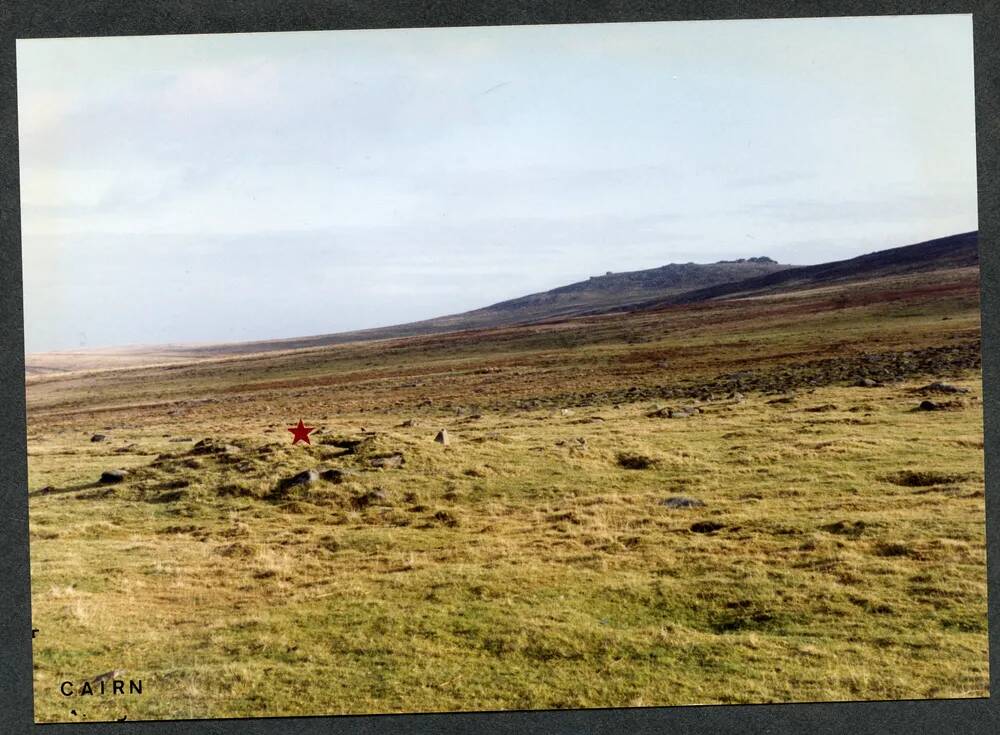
[287,419,315,445]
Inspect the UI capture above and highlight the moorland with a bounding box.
[26,232,987,721]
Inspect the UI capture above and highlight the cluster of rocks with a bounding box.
[88,422,457,501]
[86,415,721,505]
[269,426,452,498]
[508,341,980,411]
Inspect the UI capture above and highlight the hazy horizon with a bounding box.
[20,227,980,354]
[18,16,978,353]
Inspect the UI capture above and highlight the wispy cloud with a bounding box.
[17,16,978,352]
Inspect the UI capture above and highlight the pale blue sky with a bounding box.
[18,15,978,352]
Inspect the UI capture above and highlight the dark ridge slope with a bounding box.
[635,231,979,309]
[175,256,796,356]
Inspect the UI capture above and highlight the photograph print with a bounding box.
[17,13,986,723]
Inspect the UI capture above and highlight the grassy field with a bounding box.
[26,267,987,722]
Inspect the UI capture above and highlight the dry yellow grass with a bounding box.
[25,271,987,722]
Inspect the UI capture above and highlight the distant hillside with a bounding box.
[71,256,795,362]
[629,231,979,311]
[190,232,973,357]
[434,256,792,325]
[25,232,978,375]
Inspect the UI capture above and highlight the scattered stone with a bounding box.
[821,520,867,537]
[917,381,970,394]
[434,429,450,445]
[690,521,725,534]
[99,469,127,484]
[319,436,373,454]
[191,438,222,455]
[320,468,357,484]
[617,452,656,470]
[661,496,706,509]
[537,342,977,410]
[915,398,966,412]
[647,406,699,419]
[370,452,405,469]
[168,437,193,443]
[399,419,417,428]
[275,469,319,492]
[90,434,108,442]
